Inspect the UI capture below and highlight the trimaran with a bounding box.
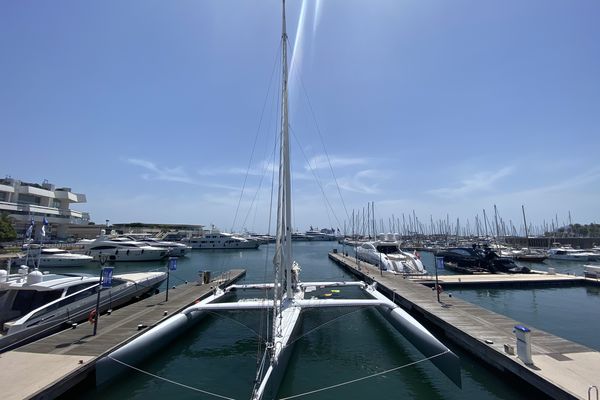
[98,1,461,398]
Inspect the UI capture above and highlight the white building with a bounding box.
[0,178,90,240]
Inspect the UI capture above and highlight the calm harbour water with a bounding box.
[58,241,599,399]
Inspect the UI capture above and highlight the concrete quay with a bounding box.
[0,269,246,400]
[329,252,600,400]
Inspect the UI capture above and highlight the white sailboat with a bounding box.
[186,2,461,397]
[97,2,461,397]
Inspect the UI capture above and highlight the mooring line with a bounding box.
[107,355,235,400]
[278,350,450,400]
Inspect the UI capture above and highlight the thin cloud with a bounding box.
[197,160,277,177]
[337,169,384,194]
[304,155,368,171]
[127,158,197,184]
[510,167,600,197]
[429,166,515,198]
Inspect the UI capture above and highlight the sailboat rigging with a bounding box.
[98,2,461,398]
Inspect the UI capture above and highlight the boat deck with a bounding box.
[0,269,246,400]
[329,252,599,400]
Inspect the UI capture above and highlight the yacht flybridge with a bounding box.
[97,2,460,398]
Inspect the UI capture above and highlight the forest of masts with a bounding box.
[344,202,585,239]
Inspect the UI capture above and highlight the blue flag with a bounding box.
[169,258,177,271]
[101,267,114,288]
[435,256,444,270]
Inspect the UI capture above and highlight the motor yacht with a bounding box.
[182,226,259,249]
[19,245,94,268]
[304,228,337,241]
[547,245,599,261]
[0,267,166,352]
[79,236,169,262]
[435,246,530,273]
[356,241,427,275]
[121,236,191,257]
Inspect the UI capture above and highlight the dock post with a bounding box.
[166,257,177,302]
[514,325,533,365]
[93,278,101,336]
[434,257,443,303]
[93,266,113,336]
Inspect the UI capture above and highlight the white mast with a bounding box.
[273,0,294,333]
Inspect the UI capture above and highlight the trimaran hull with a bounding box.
[97,281,461,397]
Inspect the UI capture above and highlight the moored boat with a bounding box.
[182,226,259,249]
[356,240,427,275]
[0,267,166,352]
[19,245,94,268]
[547,245,598,262]
[79,236,169,262]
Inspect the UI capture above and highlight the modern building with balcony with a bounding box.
[0,178,91,240]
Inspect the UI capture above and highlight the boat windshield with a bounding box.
[25,278,127,323]
[376,245,400,255]
[1,289,63,323]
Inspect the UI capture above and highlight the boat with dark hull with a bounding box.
[435,246,530,274]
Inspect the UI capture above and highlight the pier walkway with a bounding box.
[413,270,591,288]
[329,252,599,400]
[0,269,246,400]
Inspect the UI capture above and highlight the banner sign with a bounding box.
[435,257,444,270]
[169,258,177,271]
[101,267,114,288]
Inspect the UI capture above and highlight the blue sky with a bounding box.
[1,0,599,234]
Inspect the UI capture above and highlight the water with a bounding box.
[62,242,599,399]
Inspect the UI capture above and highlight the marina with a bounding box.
[0,269,245,400]
[2,1,600,400]
[11,242,584,399]
[329,251,600,400]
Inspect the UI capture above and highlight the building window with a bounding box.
[19,194,41,205]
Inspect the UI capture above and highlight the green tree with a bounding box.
[0,213,17,242]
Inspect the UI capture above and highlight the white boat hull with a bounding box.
[0,272,166,353]
[84,248,168,262]
[25,254,94,268]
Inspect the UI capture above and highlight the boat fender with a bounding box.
[127,250,130,255]
[88,309,96,324]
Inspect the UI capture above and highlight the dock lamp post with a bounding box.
[93,265,114,336]
[434,257,444,303]
[165,257,177,302]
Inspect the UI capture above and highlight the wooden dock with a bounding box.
[329,253,600,400]
[0,269,246,400]
[412,270,592,288]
